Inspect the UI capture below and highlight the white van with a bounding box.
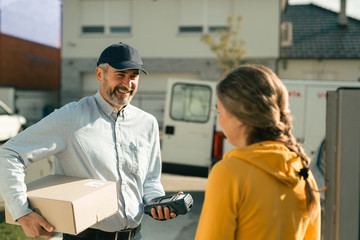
[161,78,360,183]
[0,101,26,142]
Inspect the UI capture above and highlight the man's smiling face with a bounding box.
[97,66,140,110]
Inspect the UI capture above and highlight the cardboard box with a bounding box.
[5,175,118,235]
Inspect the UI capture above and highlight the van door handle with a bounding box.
[165,126,175,135]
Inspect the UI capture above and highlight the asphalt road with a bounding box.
[141,174,207,240]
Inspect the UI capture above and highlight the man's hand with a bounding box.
[151,205,177,220]
[17,212,54,238]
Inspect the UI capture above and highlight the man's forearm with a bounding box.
[0,148,31,220]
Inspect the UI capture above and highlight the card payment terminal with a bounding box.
[144,193,193,215]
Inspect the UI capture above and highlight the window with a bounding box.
[108,0,131,33]
[178,0,231,34]
[80,0,131,35]
[82,26,105,33]
[178,0,203,33]
[110,26,131,33]
[80,0,105,34]
[170,83,212,122]
[281,22,293,46]
[179,26,203,33]
[209,26,228,33]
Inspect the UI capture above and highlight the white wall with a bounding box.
[81,71,200,93]
[62,0,281,59]
[278,59,360,81]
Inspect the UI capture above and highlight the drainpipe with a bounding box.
[338,0,347,26]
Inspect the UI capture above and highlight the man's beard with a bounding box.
[103,77,134,107]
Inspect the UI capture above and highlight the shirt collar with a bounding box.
[94,91,118,119]
[94,91,130,120]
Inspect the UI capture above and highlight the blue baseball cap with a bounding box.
[97,42,148,74]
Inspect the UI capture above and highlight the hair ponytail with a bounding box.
[280,108,320,219]
[285,141,320,220]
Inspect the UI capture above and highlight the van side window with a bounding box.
[170,83,212,122]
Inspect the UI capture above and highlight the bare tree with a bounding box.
[201,15,246,72]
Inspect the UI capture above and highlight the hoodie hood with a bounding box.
[223,141,303,187]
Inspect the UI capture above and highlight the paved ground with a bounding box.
[160,173,207,192]
[49,173,207,240]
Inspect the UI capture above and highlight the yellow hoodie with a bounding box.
[195,141,320,240]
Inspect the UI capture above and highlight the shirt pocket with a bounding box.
[124,139,149,178]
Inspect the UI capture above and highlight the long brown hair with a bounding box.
[216,64,319,218]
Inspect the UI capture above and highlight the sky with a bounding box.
[0,0,359,49]
[0,0,62,48]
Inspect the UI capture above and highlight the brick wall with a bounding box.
[0,34,60,90]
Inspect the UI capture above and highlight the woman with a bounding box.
[195,65,320,240]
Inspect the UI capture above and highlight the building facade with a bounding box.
[61,0,283,126]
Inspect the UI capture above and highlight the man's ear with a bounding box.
[96,67,104,83]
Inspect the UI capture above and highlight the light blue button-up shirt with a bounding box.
[0,92,165,232]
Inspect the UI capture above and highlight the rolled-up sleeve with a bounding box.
[0,108,70,220]
[0,148,31,221]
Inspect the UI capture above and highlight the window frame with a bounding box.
[281,21,293,47]
[80,0,132,36]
